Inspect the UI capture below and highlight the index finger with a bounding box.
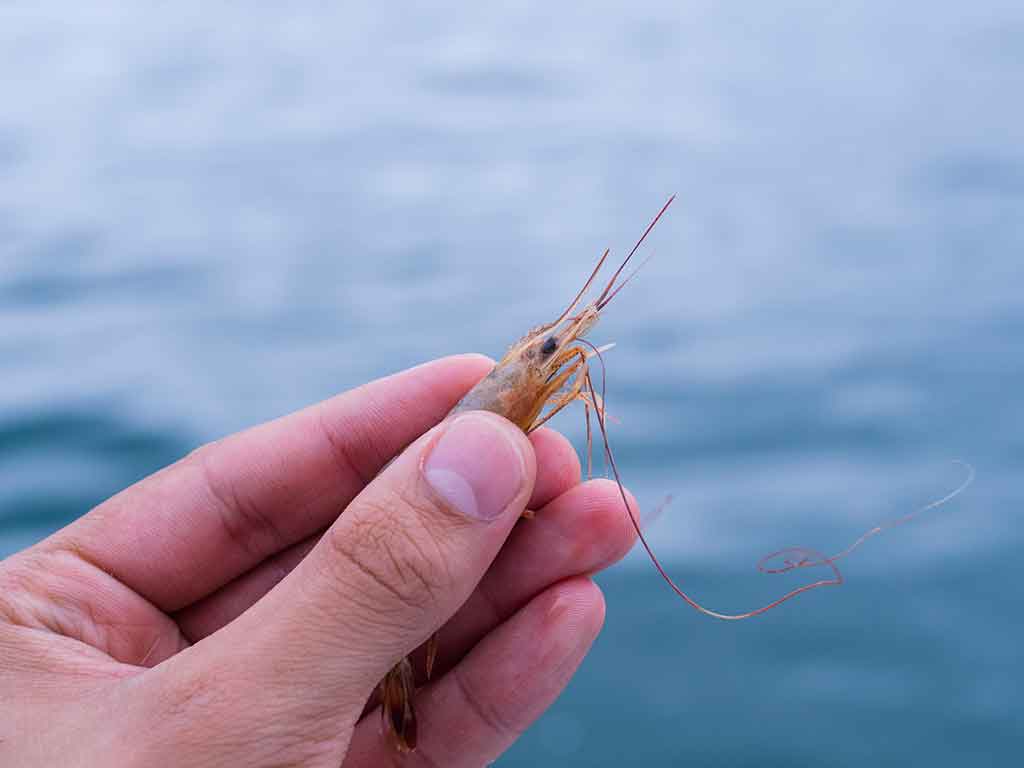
[45,354,494,612]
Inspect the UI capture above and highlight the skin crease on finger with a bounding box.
[0,355,639,768]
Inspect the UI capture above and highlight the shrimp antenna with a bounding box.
[596,194,675,309]
[582,347,844,621]
[597,249,656,309]
[757,461,975,576]
[582,354,975,619]
[555,249,611,325]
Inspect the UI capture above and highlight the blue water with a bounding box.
[2,2,1022,764]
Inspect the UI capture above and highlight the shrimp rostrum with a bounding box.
[377,195,974,751]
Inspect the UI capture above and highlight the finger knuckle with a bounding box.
[190,443,288,560]
[162,665,223,720]
[453,664,522,742]
[324,490,453,618]
[152,665,339,766]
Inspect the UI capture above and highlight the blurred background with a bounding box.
[2,1,1021,764]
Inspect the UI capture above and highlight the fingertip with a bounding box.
[581,477,641,560]
[423,410,537,523]
[450,351,497,366]
[546,576,606,645]
[533,478,639,574]
[474,410,539,492]
[435,352,496,378]
[528,427,582,509]
[499,578,605,718]
[381,353,495,412]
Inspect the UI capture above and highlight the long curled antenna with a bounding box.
[578,339,974,620]
[571,195,973,620]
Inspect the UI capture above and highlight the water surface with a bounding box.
[1,2,1021,764]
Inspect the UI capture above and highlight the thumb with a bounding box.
[171,411,536,740]
[283,410,536,682]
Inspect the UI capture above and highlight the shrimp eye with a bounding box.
[540,336,558,356]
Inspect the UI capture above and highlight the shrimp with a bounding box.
[378,196,975,751]
[376,198,673,752]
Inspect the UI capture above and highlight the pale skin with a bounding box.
[0,354,638,767]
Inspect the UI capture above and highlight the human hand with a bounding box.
[0,354,637,767]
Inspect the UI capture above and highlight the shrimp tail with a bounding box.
[379,657,417,752]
